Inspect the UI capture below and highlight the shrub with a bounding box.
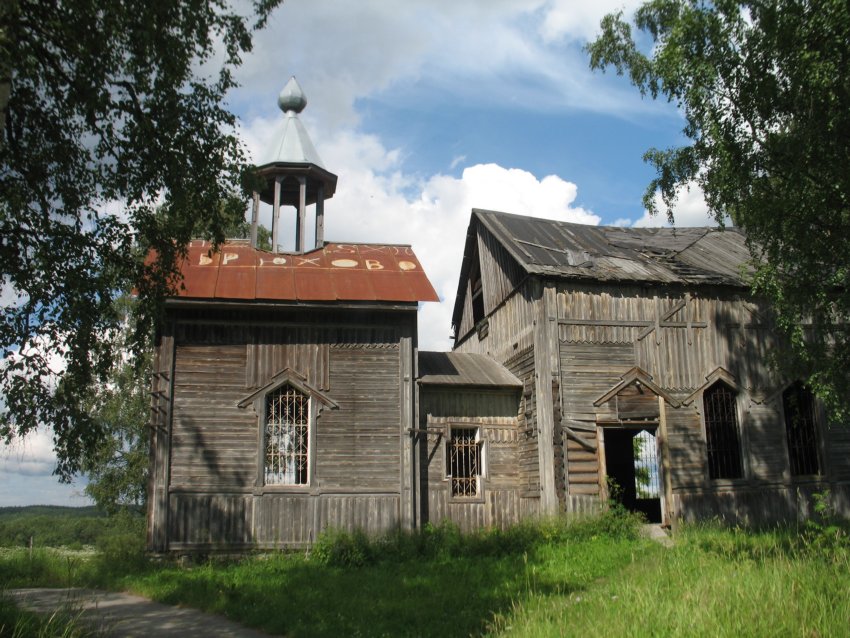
[311,528,373,568]
[94,512,148,576]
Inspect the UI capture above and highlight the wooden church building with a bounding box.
[146,79,439,552]
[147,80,849,552]
[446,209,850,528]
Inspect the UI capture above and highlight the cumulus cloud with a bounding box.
[632,183,724,228]
[539,0,647,43]
[1,428,57,477]
[230,0,655,130]
[242,116,600,351]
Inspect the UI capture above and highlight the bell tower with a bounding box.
[250,77,338,253]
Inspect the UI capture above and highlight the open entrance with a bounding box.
[602,426,662,523]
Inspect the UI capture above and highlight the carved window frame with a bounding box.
[236,368,338,493]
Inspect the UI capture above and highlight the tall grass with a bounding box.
[126,509,648,637]
[0,595,103,638]
[2,504,847,637]
[487,521,850,637]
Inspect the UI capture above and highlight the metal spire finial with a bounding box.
[278,76,307,114]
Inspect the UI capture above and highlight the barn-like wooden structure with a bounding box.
[448,209,850,526]
[147,80,849,552]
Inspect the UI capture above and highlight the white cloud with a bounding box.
[632,183,723,228]
[230,0,656,130]
[539,0,647,43]
[1,275,29,310]
[242,115,599,351]
[1,428,57,477]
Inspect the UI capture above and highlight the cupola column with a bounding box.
[252,76,338,254]
[315,184,325,246]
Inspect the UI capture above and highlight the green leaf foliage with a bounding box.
[0,0,283,478]
[587,0,850,418]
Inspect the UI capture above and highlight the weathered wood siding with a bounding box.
[170,343,255,490]
[455,222,527,342]
[506,347,540,499]
[552,282,850,522]
[152,307,416,550]
[147,325,175,552]
[417,389,531,532]
[455,280,538,363]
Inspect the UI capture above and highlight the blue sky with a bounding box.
[1,0,718,507]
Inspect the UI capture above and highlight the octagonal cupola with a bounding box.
[250,76,338,253]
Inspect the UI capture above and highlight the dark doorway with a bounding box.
[603,427,661,523]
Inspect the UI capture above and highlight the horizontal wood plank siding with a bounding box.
[170,344,256,490]
[418,385,528,529]
[317,346,401,490]
[155,308,415,550]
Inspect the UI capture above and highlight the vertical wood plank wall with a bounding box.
[455,218,850,524]
[552,282,850,522]
[417,389,534,533]
[152,308,416,551]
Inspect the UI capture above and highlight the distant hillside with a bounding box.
[0,505,143,547]
[0,505,103,519]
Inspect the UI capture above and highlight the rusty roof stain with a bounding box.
[418,351,522,388]
[174,240,439,304]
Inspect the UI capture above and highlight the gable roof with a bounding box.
[451,209,753,339]
[171,239,439,304]
[418,351,522,388]
[474,209,752,286]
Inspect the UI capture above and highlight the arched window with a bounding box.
[265,384,310,485]
[782,382,820,476]
[703,381,743,479]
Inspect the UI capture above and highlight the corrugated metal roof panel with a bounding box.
[473,209,751,287]
[175,240,439,303]
[418,352,522,387]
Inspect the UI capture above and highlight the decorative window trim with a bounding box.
[594,366,681,408]
[444,425,486,503]
[236,367,338,491]
[682,367,738,406]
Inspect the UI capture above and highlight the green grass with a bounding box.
[0,594,98,638]
[0,507,848,637]
[487,523,850,637]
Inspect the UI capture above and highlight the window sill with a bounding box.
[707,477,750,489]
[448,495,486,504]
[253,485,313,496]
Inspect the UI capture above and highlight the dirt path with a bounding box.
[8,588,274,637]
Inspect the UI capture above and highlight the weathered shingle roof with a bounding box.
[418,351,522,387]
[475,209,752,287]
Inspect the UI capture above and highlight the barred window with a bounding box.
[783,382,820,476]
[265,384,309,485]
[703,382,743,479]
[447,428,482,497]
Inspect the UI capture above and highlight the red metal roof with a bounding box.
[173,240,439,303]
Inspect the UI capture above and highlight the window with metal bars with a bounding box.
[265,384,309,485]
[703,382,743,479]
[447,428,482,497]
[782,382,820,476]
